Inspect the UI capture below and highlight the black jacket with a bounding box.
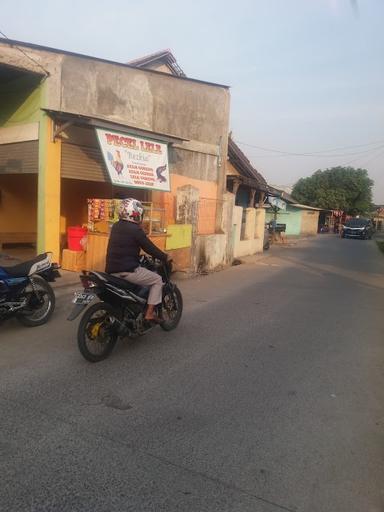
[105,220,167,274]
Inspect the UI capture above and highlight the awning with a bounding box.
[43,109,189,145]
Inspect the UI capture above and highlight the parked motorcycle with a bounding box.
[0,252,60,327]
[68,256,183,362]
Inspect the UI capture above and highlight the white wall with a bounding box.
[233,205,265,258]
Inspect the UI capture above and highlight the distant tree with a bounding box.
[292,166,374,215]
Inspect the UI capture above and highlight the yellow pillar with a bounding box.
[37,114,61,261]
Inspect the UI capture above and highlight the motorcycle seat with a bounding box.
[91,271,149,298]
[1,253,50,278]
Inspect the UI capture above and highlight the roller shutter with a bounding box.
[61,142,109,182]
[0,141,38,174]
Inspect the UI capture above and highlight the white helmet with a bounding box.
[118,198,144,223]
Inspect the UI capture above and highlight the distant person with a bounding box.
[334,221,339,234]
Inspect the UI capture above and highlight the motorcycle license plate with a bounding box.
[72,292,95,305]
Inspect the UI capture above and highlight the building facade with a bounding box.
[0,39,230,272]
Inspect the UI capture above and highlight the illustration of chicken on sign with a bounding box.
[96,129,170,191]
[107,150,124,175]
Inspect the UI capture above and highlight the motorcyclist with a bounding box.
[105,198,168,323]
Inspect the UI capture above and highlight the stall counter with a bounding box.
[86,232,168,271]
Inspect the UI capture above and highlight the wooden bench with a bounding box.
[0,232,36,250]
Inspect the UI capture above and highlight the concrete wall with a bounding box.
[300,210,320,236]
[232,204,265,258]
[194,233,228,271]
[59,55,230,149]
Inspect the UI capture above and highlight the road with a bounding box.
[1,235,384,512]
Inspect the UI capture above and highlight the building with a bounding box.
[266,187,321,237]
[0,39,230,272]
[225,137,268,258]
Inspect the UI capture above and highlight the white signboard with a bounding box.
[96,128,170,192]
[268,196,286,210]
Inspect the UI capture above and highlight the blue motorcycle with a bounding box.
[0,252,60,327]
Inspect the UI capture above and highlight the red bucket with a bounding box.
[67,226,87,251]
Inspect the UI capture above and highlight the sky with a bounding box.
[1,0,384,203]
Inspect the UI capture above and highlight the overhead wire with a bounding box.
[0,29,50,76]
[234,139,384,158]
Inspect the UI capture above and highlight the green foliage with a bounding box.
[292,166,374,214]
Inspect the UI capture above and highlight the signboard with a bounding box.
[96,128,170,192]
[268,196,286,210]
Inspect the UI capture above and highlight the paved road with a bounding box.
[1,236,384,512]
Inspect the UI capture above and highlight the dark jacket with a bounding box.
[105,220,167,274]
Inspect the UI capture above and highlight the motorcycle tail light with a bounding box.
[80,275,96,289]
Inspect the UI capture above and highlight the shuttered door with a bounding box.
[0,141,38,174]
[61,142,109,182]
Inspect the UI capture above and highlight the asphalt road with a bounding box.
[1,235,384,512]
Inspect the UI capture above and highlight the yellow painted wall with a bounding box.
[0,174,37,232]
[166,224,192,250]
[37,114,61,260]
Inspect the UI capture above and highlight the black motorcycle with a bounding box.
[68,257,183,362]
[0,252,60,327]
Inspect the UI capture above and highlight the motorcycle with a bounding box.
[67,256,183,362]
[0,252,60,327]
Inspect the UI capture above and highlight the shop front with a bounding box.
[1,38,231,272]
[56,114,185,272]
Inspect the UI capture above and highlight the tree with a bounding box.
[292,166,374,215]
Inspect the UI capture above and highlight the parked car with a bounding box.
[341,218,374,239]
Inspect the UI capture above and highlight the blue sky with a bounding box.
[2,0,383,202]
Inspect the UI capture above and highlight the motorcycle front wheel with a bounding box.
[77,302,119,362]
[160,285,183,331]
[16,275,56,327]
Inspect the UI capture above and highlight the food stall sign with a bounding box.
[96,128,171,192]
[268,196,286,210]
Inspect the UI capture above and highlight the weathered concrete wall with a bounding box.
[300,210,319,236]
[233,205,265,258]
[170,147,218,182]
[60,55,229,147]
[195,234,228,271]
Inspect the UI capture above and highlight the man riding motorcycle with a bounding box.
[105,198,168,323]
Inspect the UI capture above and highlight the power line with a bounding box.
[0,29,50,76]
[235,138,384,158]
[236,142,384,159]
[342,143,384,168]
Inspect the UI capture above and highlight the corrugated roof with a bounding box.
[128,49,186,77]
[228,137,268,190]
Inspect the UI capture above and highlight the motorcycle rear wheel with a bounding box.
[77,302,119,362]
[16,275,55,327]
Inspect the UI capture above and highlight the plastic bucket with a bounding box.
[67,226,87,251]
